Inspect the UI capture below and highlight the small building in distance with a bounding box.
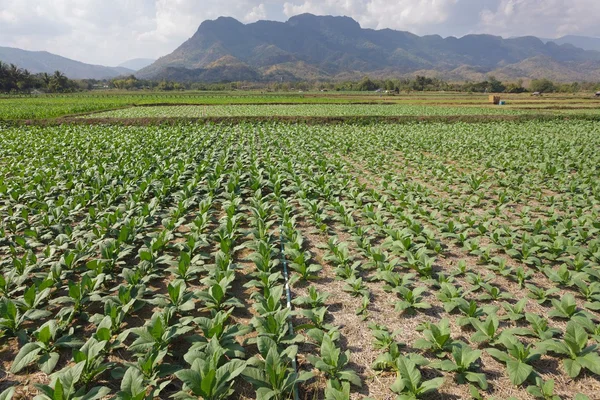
[532,91,542,96]
[595,91,600,97]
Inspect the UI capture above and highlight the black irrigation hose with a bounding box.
[279,226,300,400]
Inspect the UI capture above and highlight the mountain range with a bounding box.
[137,14,600,83]
[0,46,134,79]
[542,35,600,52]
[3,15,600,82]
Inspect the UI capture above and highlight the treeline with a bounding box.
[0,62,84,93]
[312,76,599,94]
[108,75,600,94]
[3,65,600,94]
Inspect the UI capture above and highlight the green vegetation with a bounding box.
[0,92,364,120]
[0,62,80,93]
[2,90,600,121]
[83,104,531,118]
[1,118,599,399]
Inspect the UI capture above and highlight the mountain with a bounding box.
[138,14,600,82]
[0,46,134,79]
[118,58,156,71]
[541,35,600,52]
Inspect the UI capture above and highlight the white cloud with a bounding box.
[244,4,268,22]
[0,0,275,65]
[477,0,600,38]
[0,0,598,67]
[283,0,458,32]
[141,0,267,41]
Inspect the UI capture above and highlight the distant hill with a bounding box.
[118,58,156,71]
[138,14,600,82]
[542,35,600,52]
[0,46,133,79]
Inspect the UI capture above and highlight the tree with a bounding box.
[505,79,526,93]
[413,75,433,91]
[41,72,51,87]
[157,80,175,91]
[530,78,556,93]
[488,76,506,93]
[357,76,377,91]
[46,71,71,92]
[0,62,35,92]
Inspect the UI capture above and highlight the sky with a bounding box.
[1,0,599,66]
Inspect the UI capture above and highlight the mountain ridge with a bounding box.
[118,58,156,71]
[0,46,134,79]
[138,14,600,82]
[541,35,600,52]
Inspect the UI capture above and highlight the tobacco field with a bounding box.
[0,120,599,400]
[82,104,530,119]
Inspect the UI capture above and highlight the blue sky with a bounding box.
[0,0,598,66]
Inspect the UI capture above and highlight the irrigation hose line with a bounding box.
[279,226,300,400]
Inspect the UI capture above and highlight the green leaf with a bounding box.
[563,358,582,378]
[149,317,164,340]
[176,369,202,395]
[256,387,277,400]
[200,368,216,396]
[506,360,533,386]
[420,377,444,393]
[39,352,60,374]
[297,371,314,383]
[469,384,483,400]
[486,348,512,363]
[564,320,585,346]
[120,367,145,395]
[80,386,111,400]
[0,387,15,400]
[435,359,458,371]
[211,284,224,303]
[95,327,111,342]
[580,352,600,375]
[465,372,488,390]
[395,356,421,393]
[337,370,362,388]
[390,375,407,395]
[216,358,246,386]
[54,377,65,400]
[37,325,52,344]
[10,342,42,373]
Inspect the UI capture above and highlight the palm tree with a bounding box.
[41,72,51,87]
[49,70,69,92]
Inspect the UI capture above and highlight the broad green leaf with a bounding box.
[486,348,512,363]
[420,377,444,393]
[80,386,111,400]
[10,342,42,373]
[395,356,421,393]
[465,372,488,390]
[563,358,582,378]
[506,360,533,386]
[176,369,202,395]
[0,387,15,400]
[120,366,145,395]
[39,352,60,374]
